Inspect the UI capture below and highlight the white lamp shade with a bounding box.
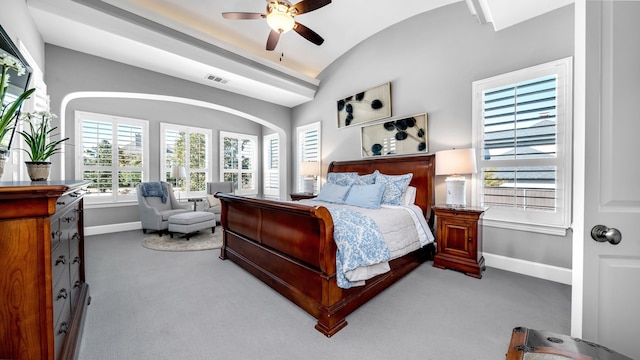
[172,166,186,179]
[435,148,478,176]
[299,161,320,177]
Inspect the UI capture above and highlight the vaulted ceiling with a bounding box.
[27,0,573,107]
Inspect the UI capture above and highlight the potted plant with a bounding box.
[17,111,68,181]
[0,53,35,179]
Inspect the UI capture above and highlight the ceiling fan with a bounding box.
[222,0,331,51]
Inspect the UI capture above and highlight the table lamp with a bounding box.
[171,165,186,188]
[299,161,319,194]
[435,148,477,207]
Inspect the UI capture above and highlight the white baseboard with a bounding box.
[85,221,141,236]
[484,252,572,285]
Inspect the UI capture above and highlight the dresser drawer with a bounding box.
[51,240,69,287]
[52,268,71,327]
[53,295,72,360]
[69,267,82,309]
[54,190,83,215]
[58,207,78,242]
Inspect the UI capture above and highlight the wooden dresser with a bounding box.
[0,180,91,360]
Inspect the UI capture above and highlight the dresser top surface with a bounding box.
[0,180,91,197]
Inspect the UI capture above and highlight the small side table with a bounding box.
[290,193,316,201]
[187,198,203,211]
[432,205,486,278]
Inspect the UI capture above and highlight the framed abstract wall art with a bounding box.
[337,82,391,128]
[360,113,428,158]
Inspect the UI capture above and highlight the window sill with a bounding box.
[84,200,138,209]
[481,218,569,237]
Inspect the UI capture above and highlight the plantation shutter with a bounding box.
[263,133,279,197]
[472,58,572,233]
[481,75,558,211]
[297,123,321,193]
[76,111,149,204]
[483,76,557,160]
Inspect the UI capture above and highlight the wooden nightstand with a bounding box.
[290,192,316,201]
[433,205,486,278]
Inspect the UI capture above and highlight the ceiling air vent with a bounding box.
[205,74,229,84]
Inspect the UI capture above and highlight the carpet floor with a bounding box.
[78,230,571,360]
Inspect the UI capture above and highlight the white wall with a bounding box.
[292,2,575,270]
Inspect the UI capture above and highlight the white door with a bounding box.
[574,1,640,358]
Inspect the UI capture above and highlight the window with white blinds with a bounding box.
[297,122,321,193]
[75,111,149,204]
[263,133,279,197]
[472,58,572,234]
[160,123,211,199]
[220,131,258,195]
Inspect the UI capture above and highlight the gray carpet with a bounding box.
[79,230,571,360]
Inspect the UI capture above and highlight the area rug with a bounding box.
[142,230,222,252]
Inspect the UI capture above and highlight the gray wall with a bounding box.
[291,2,574,268]
[44,45,291,227]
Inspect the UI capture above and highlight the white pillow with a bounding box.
[402,186,417,205]
[207,194,221,208]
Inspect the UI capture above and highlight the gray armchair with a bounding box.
[205,181,234,222]
[137,182,189,235]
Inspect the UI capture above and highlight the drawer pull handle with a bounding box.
[56,201,66,206]
[58,322,69,335]
[55,255,66,265]
[71,233,80,240]
[72,257,81,265]
[74,280,81,289]
[57,288,68,300]
[468,237,472,242]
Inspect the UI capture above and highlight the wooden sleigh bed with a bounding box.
[216,154,435,337]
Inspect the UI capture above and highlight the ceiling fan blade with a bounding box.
[266,30,281,51]
[290,0,331,15]
[293,22,324,46]
[222,12,264,20]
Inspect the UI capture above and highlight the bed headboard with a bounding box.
[327,154,435,220]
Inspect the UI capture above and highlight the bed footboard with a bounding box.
[216,193,431,337]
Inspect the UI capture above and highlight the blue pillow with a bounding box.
[327,171,377,186]
[315,182,352,203]
[327,172,359,186]
[375,172,413,205]
[357,172,377,185]
[344,183,386,209]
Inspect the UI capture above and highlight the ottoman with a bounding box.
[168,211,216,240]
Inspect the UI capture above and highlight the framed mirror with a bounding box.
[0,25,33,150]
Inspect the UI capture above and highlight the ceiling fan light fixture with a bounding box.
[266,11,295,33]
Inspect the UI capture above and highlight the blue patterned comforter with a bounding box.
[327,207,391,289]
